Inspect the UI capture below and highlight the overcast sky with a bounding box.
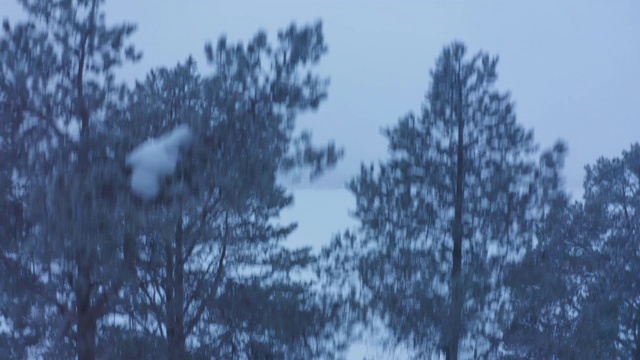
[5,0,640,197]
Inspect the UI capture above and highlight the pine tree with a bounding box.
[507,143,640,359]
[111,23,344,359]
[326,42,562,358]
[0,0,139,358]
[576,144,640,357]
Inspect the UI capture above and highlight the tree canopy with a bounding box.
[1,1,638,359]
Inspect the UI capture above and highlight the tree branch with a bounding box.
[184,211,228,336]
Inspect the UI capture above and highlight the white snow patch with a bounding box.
[0,315,11,334]
[54,119,80,142]
[125,124,193,200]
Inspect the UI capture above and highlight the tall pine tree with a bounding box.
[326,42,564,358]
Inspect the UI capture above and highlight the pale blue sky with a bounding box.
[4,1,639,197]
[116,0,640,199]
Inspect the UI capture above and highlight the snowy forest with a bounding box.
[1,1,639,359]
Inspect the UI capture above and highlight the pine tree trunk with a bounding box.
[165,234,176,359]
[75,22,97,360]
[174,216,186,358]
[76,255,97,360]
[448,74,465,360]
[76,126,97,360]
[77,312,97,360]
[167,215,186,360]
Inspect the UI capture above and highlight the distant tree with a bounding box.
[506,143,640,359]
[578,143,640,358]
[0,0,140,358]
[501,143,577,359]
[325,42,565,359]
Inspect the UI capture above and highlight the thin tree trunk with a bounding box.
[167,211,186,360]
[75,6,98,358]
[165,230,176,359]
[173,215,186,358]
[76,254,96,360]
[448,71,465,360]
